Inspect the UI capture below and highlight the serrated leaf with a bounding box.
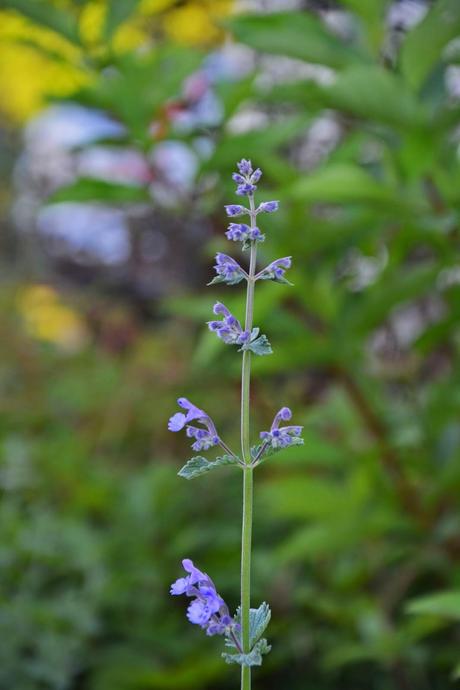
[232,602,271,648]
[177,454,239,480]
[249,603,271,646]
[239,334,273,356]
[222,638,271,667]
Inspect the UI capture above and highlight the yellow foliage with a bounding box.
[0,0,234,123]
[163,1,232,46]
[17,285,88,351]
[0,11,88,123]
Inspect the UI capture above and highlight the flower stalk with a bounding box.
[168,158,303,687]
[240,193,258,690]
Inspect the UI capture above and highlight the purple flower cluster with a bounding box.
[213,253,247,284]
[168,397,220,452]
[171,559,239,637]
[260,407,303,449]
[257,257,292,282]
[226,223,264,244]
[208,302,250,346]
[232,159,262,197]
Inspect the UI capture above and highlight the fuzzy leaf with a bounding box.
[207,274,245,286]
[251,436,304,465]
[259,273,293,286]
[230,602,271,649]
[222,638,271,667]
[239,334,273,356]
[178,454,239,480]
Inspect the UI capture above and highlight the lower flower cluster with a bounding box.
[171,559,240,638]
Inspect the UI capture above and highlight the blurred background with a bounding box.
[1,0,460,688]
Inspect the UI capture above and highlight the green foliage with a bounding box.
[47,178,151,204]
[222,638,271,667]
[5,0,460,688]
[178,454,240,480]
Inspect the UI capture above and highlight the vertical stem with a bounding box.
[240,196,257,690]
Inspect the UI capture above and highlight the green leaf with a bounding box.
[266,65,425,129]
[2,0,81,45]
[222,638,271,667]
[46,178,151,204]
[104,0,141,41]
[248,603,271,646]
[407,591,460,620]
[288,164,396,205]
[251,436,304,465]
[226,12,364,69]
[177,454,240,480]
[240,334,273,356]
[207,275,245,286]
[401,0,460,91]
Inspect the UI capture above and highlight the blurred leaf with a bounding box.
[1,0,81,45]
[401,0,460,91]
[288,163,396,205]
[46,178,150,204]
[104,0,141,41]
[407,591,460,620]
[226,11,364,69]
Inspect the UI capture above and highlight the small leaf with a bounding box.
[178,454,240,480]
[232,602,271,648]
[222,638,271,667]
[207,275,245,286]
[249,603,271,646]
[251,437,304,465]
[239,334,273,356]
[259,273,293,286]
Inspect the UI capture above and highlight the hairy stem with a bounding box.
[240,197,257,690]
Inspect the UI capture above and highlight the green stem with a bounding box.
[240,196,257,690]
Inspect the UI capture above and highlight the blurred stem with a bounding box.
[240,197,257,690]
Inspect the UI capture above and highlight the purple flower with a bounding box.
[250,168,262,184]
[257,257,292,282]
[168,397,207,432]
[171,559,238,637]
[208,302,250,346]
[257,200,279,213]
[237,158,253,176]
[168,398,220,451]
[236,183,256,196]
[186,425,220,451]
[225,204,247,217]
[260,407,303,449]
[213,253,246,285]
[226,223,264,244]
